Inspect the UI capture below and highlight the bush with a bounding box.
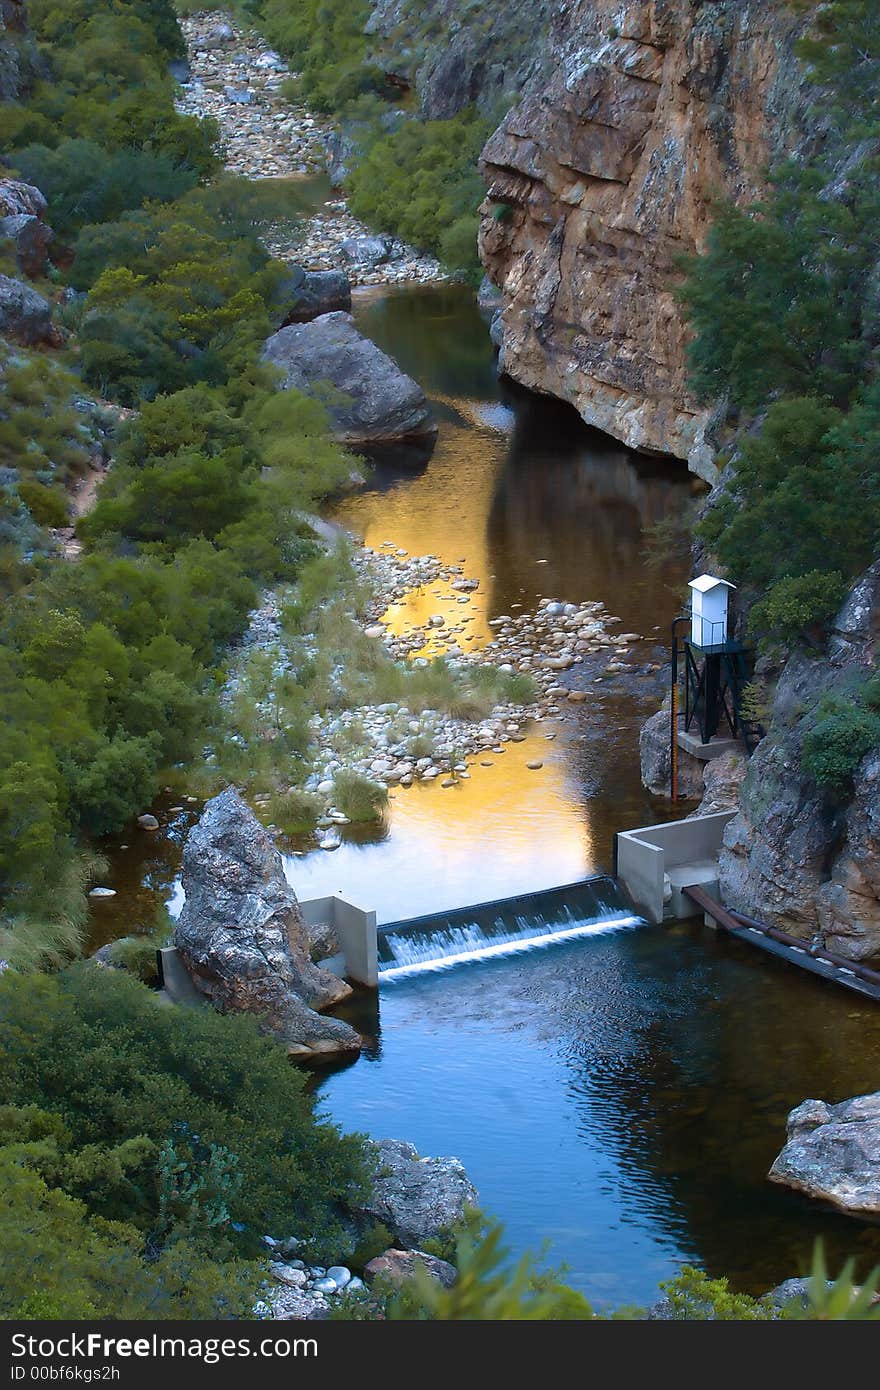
[801,696,880,797]
[331,768,388,822]
[17,479,69,528]
[748,571,848,646]
[0,965,368,1255]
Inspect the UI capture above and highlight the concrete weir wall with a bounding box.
[298,893,378,989]
[616,812,735,925]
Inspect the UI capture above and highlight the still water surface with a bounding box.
[91,281,880,1304]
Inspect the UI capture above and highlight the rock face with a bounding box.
[719,563,880,960]
[0,273,55,344]
[262,312,436,446]
[364,1247,457,1290]
[0,212,52,277]
[174,788,360,1057]
[280,265,351,324]
[354,1138,478,1248]
[477,0,808,474]
[769,1093,880,1217]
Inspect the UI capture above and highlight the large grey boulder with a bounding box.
[0,274,55,345]
[353,1138,478,1248]
[262,312,436,447]
[174,788,360,1058]
[769,1093,880,1216]
[0,178,47,220]
[280,265,351,325]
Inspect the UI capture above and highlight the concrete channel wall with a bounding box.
[616,812,735,925]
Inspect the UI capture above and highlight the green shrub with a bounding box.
[659,1266,774,1320]
[748,571,848,645]
[0,964,368,1255]
[107,933,163,985]
[801,696,880,797]
[331,769,388,822]
[17,479,69,528]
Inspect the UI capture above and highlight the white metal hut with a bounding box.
[688,574,735,650]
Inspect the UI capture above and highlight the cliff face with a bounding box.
[478,0,808,476]
[719,565,880,963]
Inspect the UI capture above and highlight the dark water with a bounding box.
[88,280,880,1305]
[318,922,880,1308]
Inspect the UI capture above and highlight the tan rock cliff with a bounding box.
[478,0,807,476]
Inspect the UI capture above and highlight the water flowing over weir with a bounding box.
[377,877,642,981]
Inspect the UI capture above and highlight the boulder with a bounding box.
[639,694,702,799]
[0,178,48,220]
[353,1138,478,1248]
[769,1093,880,1216]
[0,213,52,278]
[280,265,351,325]
[364,1248,457,1290]
[262,312,436,447]
[688,750,747,818]
[340,234,393,268]
[0,274,55,345]
[174,788,360,1058]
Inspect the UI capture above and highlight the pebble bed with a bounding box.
[175,13,444,287]
[227,536,649,851]
[256,1238,365,1321]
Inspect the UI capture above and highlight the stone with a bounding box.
[0,274,55,345]
[262,313,436,446]
[526,761,543,770]
[340,234,393,267]
[639,695,703,800]
[0,213,52,277]
[0,178,47,220]
[312,1277,339,1295]
[688,751,747,819]
[269,1263,308,1289]
[326,1265,352,1289]
[769,1093,880,1216]
[280,265,352,324]
[364,1248,457,1290]
[88,887,117,898]
[173,788,360,1058]
[137,814,160,831]
[353,1138,478,1249]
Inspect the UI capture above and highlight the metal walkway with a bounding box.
[684,884,880,1002]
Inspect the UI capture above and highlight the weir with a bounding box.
[376,876,642,981]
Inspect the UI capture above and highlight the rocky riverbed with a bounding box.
[175,12,444,287]
[223,529,648,851]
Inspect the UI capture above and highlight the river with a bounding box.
[88,278,880,1309]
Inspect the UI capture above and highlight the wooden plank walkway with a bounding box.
[683,884,880,1003]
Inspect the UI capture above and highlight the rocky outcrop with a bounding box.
[0,179,53,279]
[719,564,880,960]
[364,1247,457,1290]
[769,1093,880,1217]
[688,750,747,818]
[363,0,554,120]
[353,1138,478,1248]
[478,0,808,473]
[639,692,702,800]
[280,265,351,325]
[0,273,55,344]
[174,787,360,1058]
[262,312,436,447]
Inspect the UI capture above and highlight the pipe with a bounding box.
[730,910,880,988]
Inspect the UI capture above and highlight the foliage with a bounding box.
[348,110,491,279]
[748,571,848,646]
[12,138,199,237]
[683,0,880,648]
[0,965,368,1257]
[801,689,880,797]
[782,1241,880,1320]
[0,1140,260,1319]
[331,769,388,823]
[658,1266,774,1320]
[261,0,382,112]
